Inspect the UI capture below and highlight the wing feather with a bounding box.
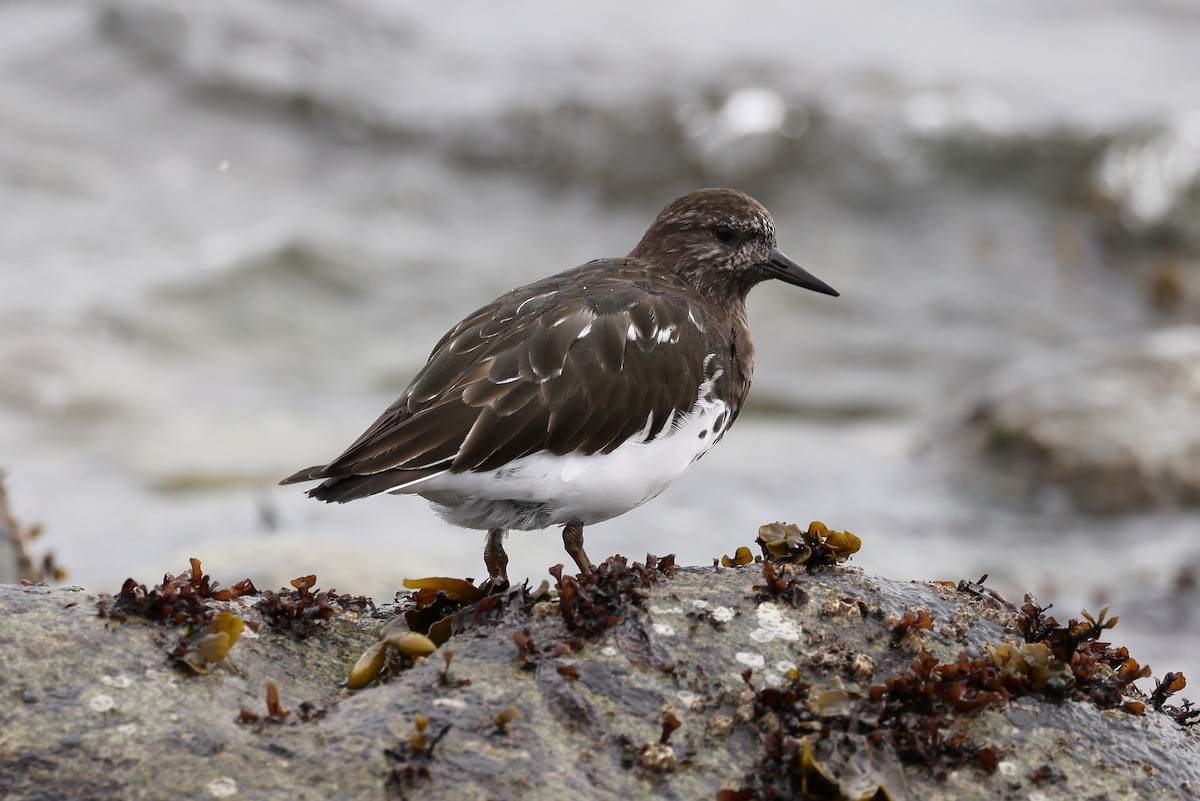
[288,260,735,500]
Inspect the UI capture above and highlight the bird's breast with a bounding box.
[415,392,731,531]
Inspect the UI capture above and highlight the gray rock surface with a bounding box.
[1,562,1198,801]
[953,326,1200,514]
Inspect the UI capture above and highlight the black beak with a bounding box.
[763,249,839,297]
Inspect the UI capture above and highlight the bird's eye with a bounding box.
[713,224,736,243]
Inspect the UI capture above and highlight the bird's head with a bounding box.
[629,187,839,303]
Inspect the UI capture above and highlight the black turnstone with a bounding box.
[281,188,838,583]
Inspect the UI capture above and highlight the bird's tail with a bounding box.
[279,465,448,503]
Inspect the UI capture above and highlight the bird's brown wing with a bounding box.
[282,261,729,502]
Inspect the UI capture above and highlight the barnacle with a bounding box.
[638,742,677,773]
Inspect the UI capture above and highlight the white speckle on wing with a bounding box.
[385,469,449,492]
[575,320,594,339]
[656,325,676,344]
[516,291,555,315]
[697,354,725,400]
[633,411,656,442]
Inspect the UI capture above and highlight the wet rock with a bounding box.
[1,559,1198,801]
[952,326,1200,514]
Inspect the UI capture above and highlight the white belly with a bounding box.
[399,398,729,531]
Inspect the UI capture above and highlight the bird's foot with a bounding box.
[479,574,510,595]
[482,528,511,595]
[562,521,595,576]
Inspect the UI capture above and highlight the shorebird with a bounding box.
[281,188,838,584]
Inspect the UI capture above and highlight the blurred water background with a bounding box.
[2,0,1199,686]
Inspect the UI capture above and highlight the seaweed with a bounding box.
[98,557,257,628]
[891,609,934,642]
[720,546,755,568]
[1149,671,1199,727]
[950,574,1013,610]
[237,682,326,730]
[97,558,259,671]
[346,628,438,689]
[1013,595,1150,711]
[255,574,371,639]
[384,714,451,799]
[726,592,1179,799]
[752,561,810,608]
[727,654,1007,800]
[550,553,675,638]
[757,521,861,571]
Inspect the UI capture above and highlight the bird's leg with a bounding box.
[482,528,509,593]
[562,521,595,575]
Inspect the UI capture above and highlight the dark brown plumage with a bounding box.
[281,188,838,584]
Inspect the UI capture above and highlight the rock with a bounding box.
[1,558,1198,801]
[952,326,1200,514]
